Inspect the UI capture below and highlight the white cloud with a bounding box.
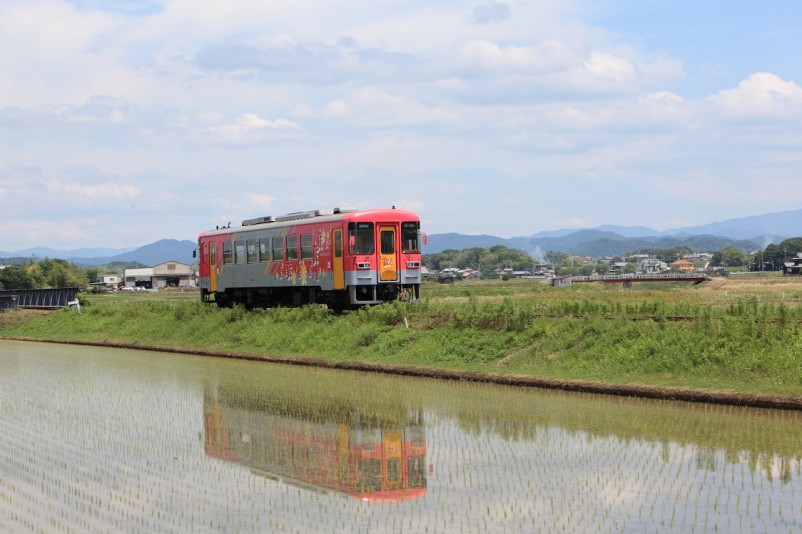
[583,51,636,84]
[451,38,573,75]
[322,100,351,119]
[44,179,140,200]
[708,72,802,118]
[205,113,300,144]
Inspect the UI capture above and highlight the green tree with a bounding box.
[424,246,538,275]
[711,246,747,267]
[85,267,100,284]
[759,238,802,271]
[0,265,37,289]
[545,251,570,265]
[26,258,90,289]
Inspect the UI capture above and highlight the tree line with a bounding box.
[0,258,89,291]
[423,246,539,276]
[424,238,802,277]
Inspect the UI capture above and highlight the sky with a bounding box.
[1,0,801,251]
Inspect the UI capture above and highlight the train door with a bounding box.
[332,229,344,290]
[210,242,218,292]
[379,226,398,282]
[383,430,402,489]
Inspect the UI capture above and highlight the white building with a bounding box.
[123,262,195,289]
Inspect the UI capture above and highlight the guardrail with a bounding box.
[0,295,17,312]
[570,273,711,285]
[0,288,81,309]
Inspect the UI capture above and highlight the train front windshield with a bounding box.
[349,222,375,254]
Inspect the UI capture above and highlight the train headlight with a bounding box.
[406,261,420,269]
[357,262,371,269]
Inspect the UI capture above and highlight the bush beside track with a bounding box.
[3,277,802,408]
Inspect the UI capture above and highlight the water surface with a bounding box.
[1,340,801,532]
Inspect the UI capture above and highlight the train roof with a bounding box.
[199,207,420,238]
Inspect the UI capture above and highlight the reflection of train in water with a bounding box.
[203,384,427,502]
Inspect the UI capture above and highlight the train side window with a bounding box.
[301,233,313,259]
[210,243,216,266]
[259,238,270,262]
[235,241,246,264]
[223,242,233,265]
[246,240,258,263]
[272,236,284,261]
[402,222,420,253]
[286,235,298,260]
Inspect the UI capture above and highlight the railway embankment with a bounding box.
[2,277,802,409]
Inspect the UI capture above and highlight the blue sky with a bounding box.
[1,0,801,251]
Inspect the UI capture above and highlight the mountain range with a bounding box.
[423,208,801,258]
[0,239,197,268]
[1,209,799,266]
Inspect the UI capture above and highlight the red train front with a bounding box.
[197,207,422,310]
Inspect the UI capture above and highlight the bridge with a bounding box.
[0,288,81,310]
[569,272,711,286]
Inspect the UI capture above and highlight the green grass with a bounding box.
[3,279,802,395]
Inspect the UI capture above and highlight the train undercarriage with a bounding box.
[202,283,419,311]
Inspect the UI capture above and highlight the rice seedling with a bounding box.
[0,340,801,531]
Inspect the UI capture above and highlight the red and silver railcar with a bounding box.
[197,207,422,309]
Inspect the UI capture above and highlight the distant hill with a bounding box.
[423,209,801,257]
[424,232,769,258]
[673,208,802,239]
[3,208,799,265]
[1,239,196,267]
[0,245,137,260]
[73,239,196,267]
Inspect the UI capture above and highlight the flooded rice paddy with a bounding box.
[2,340,802,533]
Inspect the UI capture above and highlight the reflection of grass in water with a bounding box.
[208,360,419,428]
[210,359,802,472]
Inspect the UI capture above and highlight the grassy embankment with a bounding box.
[2,274,802,397]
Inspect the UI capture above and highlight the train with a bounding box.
[196,207,423,310]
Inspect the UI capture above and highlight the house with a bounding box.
[123,267,154,289]
[89,274,120,290]
[784,253,802,276]
[640,259,668,274]
[101,275,119,286]
[609,262,628,274]
[152,261,195,288]
[670,259,695,272]
[123,261,196,289]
